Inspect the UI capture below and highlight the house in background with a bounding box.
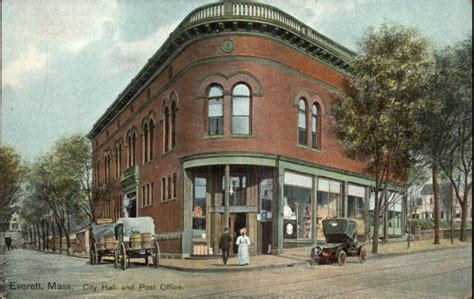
[412,183,472,223]
[1,212,22,249]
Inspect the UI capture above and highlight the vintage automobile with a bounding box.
[310,218,367,266]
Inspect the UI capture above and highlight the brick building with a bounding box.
[87,1,404,257]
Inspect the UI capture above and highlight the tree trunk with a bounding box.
[57,220,63,254]
[32,226,36,247]
[52,222,56,252]
[459,199,468,242]
[372,189,381,254]
[65,234,71,256]
[383,206,388,243]
[45,221,50,251]
[432,161,440,244]
[36,224,41,249]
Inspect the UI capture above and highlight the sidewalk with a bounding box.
[30,238,471,272]
[157,239,471,272]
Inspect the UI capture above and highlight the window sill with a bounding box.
[163,148,175,156]
[297,144,308,149]
[231,134,252,138]
[161,198,177,203]
[311,148,322,153]
[204,135,224,139]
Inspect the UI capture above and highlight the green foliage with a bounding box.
[0,146,24,222]
[20,133,93,251]
[334,24,433,183]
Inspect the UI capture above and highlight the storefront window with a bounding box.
[222,175,247,206]
[260,178,273,220]
[284,187,312,239]
[317,178,341,241]
[348,184,365,218]
[193,177,207,230]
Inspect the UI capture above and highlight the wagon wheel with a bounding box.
[152,241,160,268]
[117,242,127,271]
[337,249,347,266]
[90,243,98,265]
[358,246,367,263]
[114,246,119,269]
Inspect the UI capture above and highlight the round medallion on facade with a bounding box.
[221,40,235,53]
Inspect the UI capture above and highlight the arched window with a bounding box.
[298,99,307,146]
[208,85,224,136]
[132,132,136,166]
[104,151,111,183]
[115,142,122,178]
[127,134,132,167]
[232,84,251,135]
[127,131,137,167]
[312,103,319,149]
[96,161,100,185]
[171,102,177,148]
[143,122,149,163]
[164,107,170,151]
[149,119,154,160]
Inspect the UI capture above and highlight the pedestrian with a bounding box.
[5,237,12,251]
[218,227,232,266]
[236,228,250,266]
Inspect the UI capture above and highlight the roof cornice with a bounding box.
[87,1,355,140]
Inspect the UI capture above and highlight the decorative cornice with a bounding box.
[87,1,355,140]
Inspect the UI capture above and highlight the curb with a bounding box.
[369,243,472,259]
[158,261,308,273]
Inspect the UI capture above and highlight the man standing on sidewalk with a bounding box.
[219,228,231,266]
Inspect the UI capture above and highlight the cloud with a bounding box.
[2,0,118,89]
[103,21,181,74]
[2,46,48,88]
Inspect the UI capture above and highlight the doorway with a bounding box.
[229,213,246,254]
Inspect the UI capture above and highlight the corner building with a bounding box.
[88,1,404,258]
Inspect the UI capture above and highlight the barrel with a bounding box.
[130,232,142,249]
[98,237,105,251]
[142,233,153,249]
[104,235,117,250]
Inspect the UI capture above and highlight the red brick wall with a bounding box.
[91,33,367,246]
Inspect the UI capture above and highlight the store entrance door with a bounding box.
[229,213,246,254]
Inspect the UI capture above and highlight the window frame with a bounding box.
[231,83,251,136]
[207,85,224,136]
[298,98,307,146]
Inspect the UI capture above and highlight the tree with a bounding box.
[427,37,472,242]
[333,24,432,254]
[0,146,24,223]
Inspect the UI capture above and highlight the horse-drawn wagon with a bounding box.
[90,217,160,270]
[114,217,160,270]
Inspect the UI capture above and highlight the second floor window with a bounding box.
[143,123,149,163]
[208,85,224,136]
[127,131,137,167]
[298,99,307,146]
[171,102,177,148]
[164,107,170,151]
[232,84,251,135]
[312,104,319,149]
[115,143,122,178]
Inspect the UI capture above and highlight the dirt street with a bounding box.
[1,246,471,298]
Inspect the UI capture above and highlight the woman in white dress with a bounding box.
[236,228,250,265]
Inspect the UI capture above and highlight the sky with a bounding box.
[1,0,472,161]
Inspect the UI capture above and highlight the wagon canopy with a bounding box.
[322,218,357,243]
[116,217,155,236]
[91,223,116,240]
